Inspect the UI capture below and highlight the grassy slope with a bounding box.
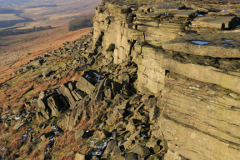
[0,27,92,82]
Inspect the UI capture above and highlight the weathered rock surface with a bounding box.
[37,90,68,119]
[58,84,76,105]
[42,67,52,77]
[131,145,150,158]
[192,15,237,29]
[162,32,240,58]
[159,74,240,160]
[76,76,95,95]
[75,130,85,141]
[162,58,240,94]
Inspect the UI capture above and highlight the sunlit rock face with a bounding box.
[92,0,240,159]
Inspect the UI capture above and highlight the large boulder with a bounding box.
[106,115,116,125]
[47,94,65,116]
[37,99,50,119]
[42,67,52,77]
[125,153,137,160]
[76,77,95,95]
[37,90,68,119]
[103,140,118,155]
[64,95,90,130]
[58,84,76,105]
[75,130,85,141]
[131,145,150,158]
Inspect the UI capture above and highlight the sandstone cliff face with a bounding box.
[93,3,133,64]
[92,0,240,159]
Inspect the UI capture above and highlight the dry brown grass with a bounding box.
[0,27,91,109]
[8,154,20,160]
[10,134,23,150]
[27,142,48,160]
[0,124,7,135]
[0,27,92,68]
[9,123,26,135]
[52,69,84,86]
[75,117,91,131]
[51,131,81,159]
[53,132,76,151]
[58,153,75,160]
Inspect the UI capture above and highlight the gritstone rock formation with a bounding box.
[1,0,240,159]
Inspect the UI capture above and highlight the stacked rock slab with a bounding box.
[159,31,240,160]
[92,0,240,159]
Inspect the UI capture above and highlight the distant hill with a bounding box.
[0,25,52,36]
[27,4,58,8]
[69,14,94,31]
[0,8,15,13]
[0,0,101,30]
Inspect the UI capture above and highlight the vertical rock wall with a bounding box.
[93,3,132,64]
[93,2,182,94]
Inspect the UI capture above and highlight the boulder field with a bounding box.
[1,0,240,159]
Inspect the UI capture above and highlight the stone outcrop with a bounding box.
[91,0,240,159]
[76,76,95,95]
[192,14,237,29]
[2,0,240,159]
[37,90,66,119]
